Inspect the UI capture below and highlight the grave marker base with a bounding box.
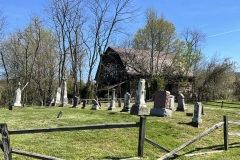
[121,107,130,112]
[150,108,172,117]
[130,104,148,115]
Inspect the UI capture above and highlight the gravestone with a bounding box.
[54,87,61,106]
[91,99,100,110]
[81,100,86,109]
[72,96,78,108]
[121,92,131,112]
[130,79,148,115]
[10,82,22,110]
[176,92,187,111]
[192,102,203,127]
[108,89,116,110]
[150,91,172,117]
[57,111,63,118]
[50,98,55,106]
[169,95,175,110]
[61,78,68,106]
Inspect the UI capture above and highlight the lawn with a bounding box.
[0,101,240,160]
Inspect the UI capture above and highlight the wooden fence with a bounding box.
[0,116,146,160]
[1,115,239,159]
[157,115,239,160]
[223,115,240,150]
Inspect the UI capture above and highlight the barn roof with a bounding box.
[107,46,193,77]
[95,46,193,82]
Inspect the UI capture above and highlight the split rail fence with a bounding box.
[1,115,239,160]
[158,115,239,160]
[0,116,146,160]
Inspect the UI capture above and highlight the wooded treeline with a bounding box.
[0,1,238,106]
[0,0,138,106]
[128,8,237,101]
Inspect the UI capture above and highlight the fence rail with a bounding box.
[224,116,240,151]
[157,115,240,160]
[0,116,146,160]
[8,122,139,135]
[11,149,63,160]
[159,122,224,160]
[2,115,240,159]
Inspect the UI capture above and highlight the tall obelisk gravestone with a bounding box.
[130,79,148,115]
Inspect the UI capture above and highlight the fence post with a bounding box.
[138,116,146,157]
[223,116,228,150]
[0,123,12,160]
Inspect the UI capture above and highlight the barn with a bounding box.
[95,46,194,99]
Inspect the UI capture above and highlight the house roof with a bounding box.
[107,46,193,77]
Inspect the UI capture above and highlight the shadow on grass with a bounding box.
[178,122,198,128]
[103,156,138,160]
[181,142,240,156]
[108,112,118,115]
[162,142,240,159]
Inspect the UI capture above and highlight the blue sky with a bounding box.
[1,0,240,70]
[135,0,240,70]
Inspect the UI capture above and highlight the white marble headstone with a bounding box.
[62,80,68,105]
[130,79,148,115]
[54,87,61,104]
[12,87,22,107]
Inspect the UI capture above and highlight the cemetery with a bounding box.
[1,78,240,159]
[0,1,240,160]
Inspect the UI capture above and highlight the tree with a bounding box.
[150,76,164,96]
[180,28,205,93]
[195,54,236,101]
[31,24,59,105]
[1,16,58,106]
[46,0,86,97]
[132,8,178,77]
[0,8,11,106]
[84,0,138,91]
[46,0,138,98]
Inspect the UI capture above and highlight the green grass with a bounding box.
[0,101,240,159]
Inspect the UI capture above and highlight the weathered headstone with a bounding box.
[10,82,22,110]
[61,78,68,106]
[72,96,78,108]
[91,99,100,110]
[121,92,131,112]
[108,89,116,110]
[169,95,175,110]
[54,87,61,106]
[176,92,187,111]
[130,79,148,115]
[50,98,55,106]
[81,100,86,109]
[150,91,172,117]
[57,111,63,118]
[192,102,203,127]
